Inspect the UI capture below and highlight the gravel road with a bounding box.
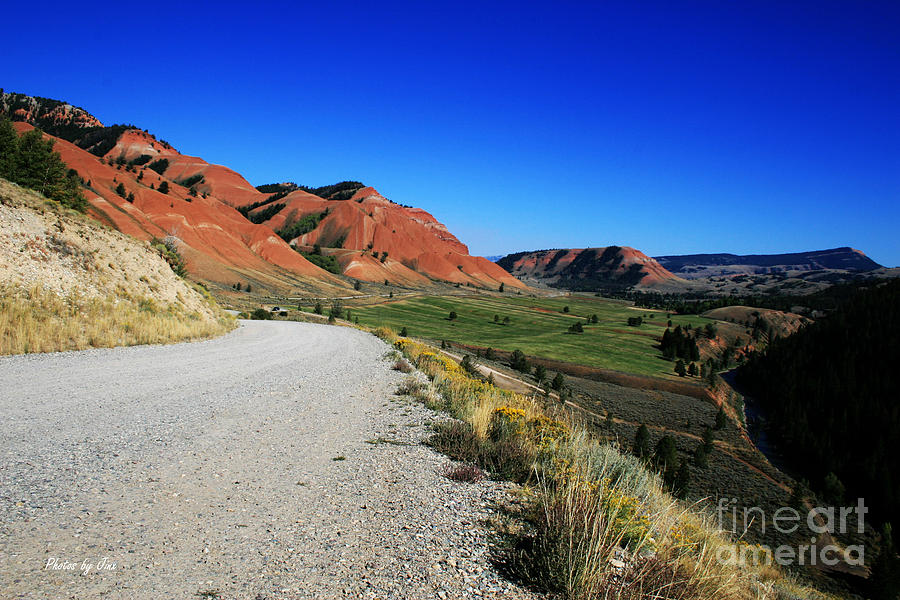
[0,321,534,599]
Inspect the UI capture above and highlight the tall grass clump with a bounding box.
[376,328,833,600]
[0,285,234,355]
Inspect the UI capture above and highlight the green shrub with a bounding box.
[150,237,186,277]
[176,173,204,188]
[250,308,272,320]
[300,251,341,274]
[246,202,285,224]
[510,349,529,372]
[277,210,327,242]
[147,158,169,175]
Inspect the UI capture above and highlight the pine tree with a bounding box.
[551,372,565,391]
[654,435,678,471]
[715,405,727,430]
[693,445,709,468]
[675,359,686,377]
[702,426,714,453]
[0,117,19,180]
[634,424,651,458]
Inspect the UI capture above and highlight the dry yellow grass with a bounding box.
[0,176,235,355]
[376,326,840,600]
[0,284,233,355]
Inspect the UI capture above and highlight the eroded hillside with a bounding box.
[0,177,233,354]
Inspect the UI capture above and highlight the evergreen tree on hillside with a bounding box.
[510,349,529,373]
[0,118,85,210]
[634,424,650,458]
[551,372,565,391]
[0,117,18,177]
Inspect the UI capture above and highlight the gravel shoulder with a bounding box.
[0,321,535,599]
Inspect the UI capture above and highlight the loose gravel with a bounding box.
[0,321,539,599]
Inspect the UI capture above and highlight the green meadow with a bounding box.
[348,294,716,380]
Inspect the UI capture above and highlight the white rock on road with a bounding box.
[0,321,536,599]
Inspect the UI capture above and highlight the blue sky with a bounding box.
[4,1,899,265]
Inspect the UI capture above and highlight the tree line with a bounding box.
[738,280,900,531]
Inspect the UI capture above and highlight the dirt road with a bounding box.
[0,321,529,599]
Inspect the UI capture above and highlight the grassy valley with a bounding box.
[347,294,717,380]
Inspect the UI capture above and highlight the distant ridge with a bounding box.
[654,247,882,279]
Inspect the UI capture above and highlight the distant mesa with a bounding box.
[654,248,883,279]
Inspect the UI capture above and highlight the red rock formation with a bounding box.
[12,123,346,294]
[5,93,529,292]
[498,247,682,289]
[252,186,527,290]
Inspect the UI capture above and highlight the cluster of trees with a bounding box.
[633,426,691,498]
[492,314,512,325]
[147,158,169,175]
[176,173,204,188]
[299,249,341,274]
[246,202,285,224]
[627,316,643,326]
[277,210,328,242]
[509,349,529,373]
[295,181,364,201]
[0,118,86,210]
[738,280,900,530]
[238,194,289,218]
[659,325,700,361]
[254,182,298,194]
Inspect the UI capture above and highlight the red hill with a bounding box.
[2,92,525,295]
[497,247,683,291]
[248,186,525,290]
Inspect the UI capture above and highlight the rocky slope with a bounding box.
[497,246,685,291]
[2,92,525,295]
[0,177,232,354]
[249,185,526,290]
